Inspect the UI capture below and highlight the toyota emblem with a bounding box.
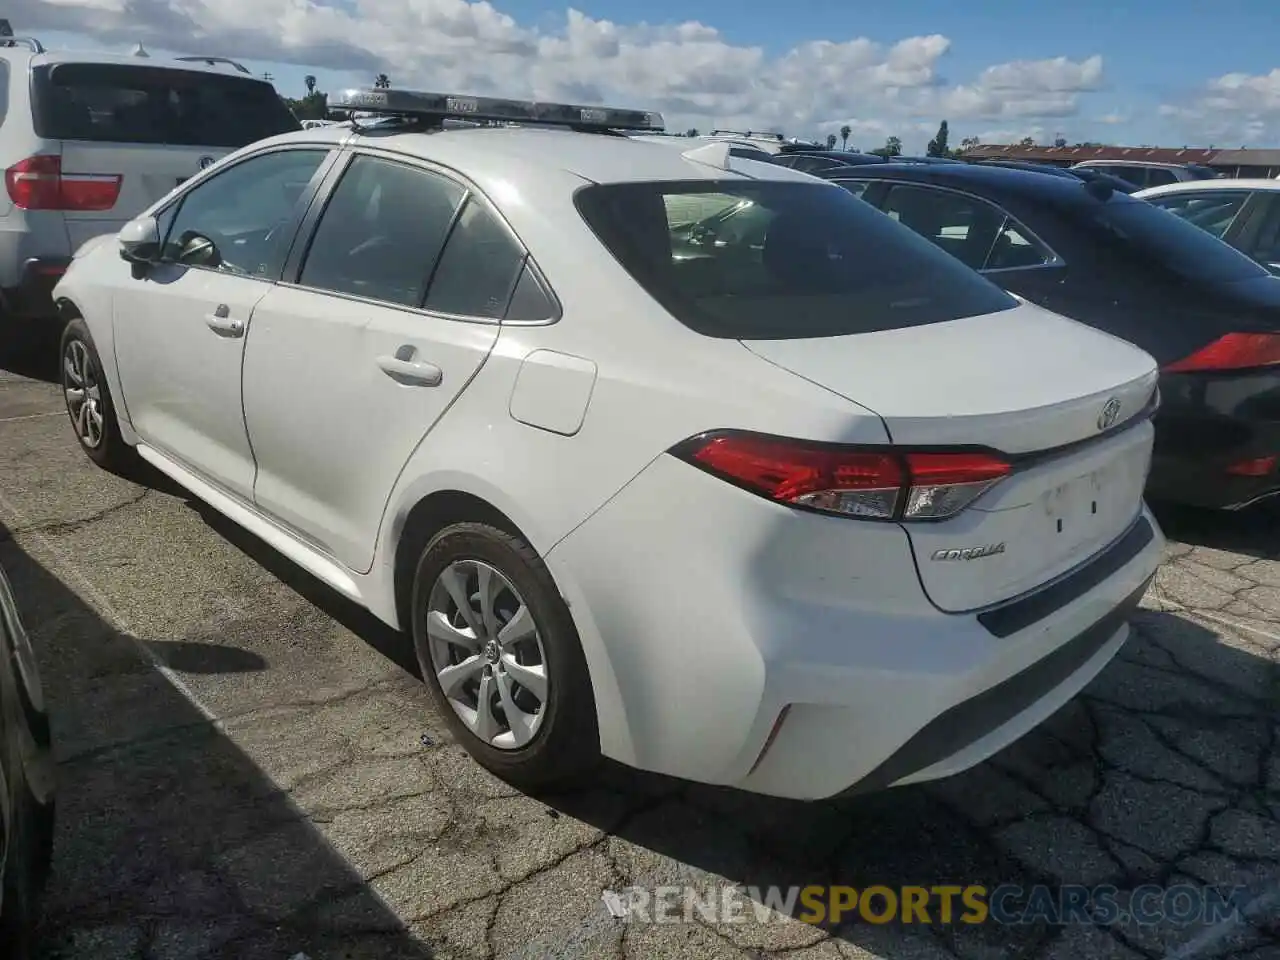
[1097,397,1122,431]
[198,156,216,170]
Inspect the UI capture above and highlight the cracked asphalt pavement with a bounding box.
[2,332,1279,960]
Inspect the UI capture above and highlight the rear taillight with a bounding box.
[5,155,122,211]
[1163,333,1280,373]
[673,432,1011,521]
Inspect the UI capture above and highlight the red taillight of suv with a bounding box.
[672,431,1011,521]
[5,155,122,211]
[1163,333,1280,373]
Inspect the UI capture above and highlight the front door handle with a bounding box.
[376,355,443,387]
[204,304,244,338]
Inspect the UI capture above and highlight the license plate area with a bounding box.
[1042,461,1126,538]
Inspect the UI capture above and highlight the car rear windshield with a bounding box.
[574,180,1018,339]
[1087,195,1270,283]
[31,63,301,148]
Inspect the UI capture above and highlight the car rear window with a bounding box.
[31,63,301,147]
[574,180,1018,339]
[1086,195,1270,283]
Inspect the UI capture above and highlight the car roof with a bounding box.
[264,123,825,189]
[1071,159,1191,170]
[1135,178,1280,198]
[817,160,1097,202]
[16,49,267,80]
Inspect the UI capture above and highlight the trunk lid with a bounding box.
[742,301,1159,612]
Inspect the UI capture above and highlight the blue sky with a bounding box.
[14,0,1280,152]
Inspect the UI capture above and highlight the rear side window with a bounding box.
[424,197,526,319]
[298,155,465,307]
[30,63,300,147]
[0,60,9,131]
[574,180,1017,339]
[1080,195,1270,282]
[1144,168,1179,187]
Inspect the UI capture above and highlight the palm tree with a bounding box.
[374,73,391,89]
[839,124,851,150]
[826,133,837,150]
[305,74,317,95]
[686,128,699,137]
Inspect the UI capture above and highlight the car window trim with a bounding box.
[152,143,340,284]
[281,144,561,326]
[829,177,1066,274]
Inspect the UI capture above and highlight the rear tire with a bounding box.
[410,522,600,792]
[59,318,137,475]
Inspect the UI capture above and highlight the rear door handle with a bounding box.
[204,304,244,338]
[376,355,443,387]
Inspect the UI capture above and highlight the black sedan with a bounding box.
[819,162,1280,511]
[0,562,54,955]
[973,159,1140,194]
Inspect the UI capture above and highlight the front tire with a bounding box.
[59,318,136,474]
[410,522,600,792]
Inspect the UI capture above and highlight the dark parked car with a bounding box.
[974,160,1140,194]
[821,162,1280,511]
[769,150,888,174]
[0,562,54,956]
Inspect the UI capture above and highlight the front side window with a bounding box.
[297,156,465,307]
[1246,199,1280,270]
[575,179,1017,340]
[31,63,300,147]
[1146,191,1248,239]
[1144,168,1179,187]
[163,149,327,277]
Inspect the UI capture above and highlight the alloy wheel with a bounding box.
[63,340,104,449]
[424,560,549,750]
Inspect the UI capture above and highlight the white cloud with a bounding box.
[9,0,1108,147]
[1162,68,1280,145]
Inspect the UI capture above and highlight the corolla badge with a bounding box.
[198,156,217,170]
[1097,396,1122,431]
[931,543,1006,561]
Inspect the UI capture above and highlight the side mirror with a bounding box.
[176,231,221,269]
[118,216,161,264]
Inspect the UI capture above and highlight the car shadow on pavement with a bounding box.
[185,500,423,680]
[0,522,436,960]
[0,322,62,383]
[1152,500,1280,561]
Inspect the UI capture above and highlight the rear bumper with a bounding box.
[1147,370,1280,510]
[1,257,71,319]
[548,451,1165,800]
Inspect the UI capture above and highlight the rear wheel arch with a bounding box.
[392,490,532,634]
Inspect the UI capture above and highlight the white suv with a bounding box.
[51,88,1165,800]
[0,37,299,323]
[1070,159,1219,190]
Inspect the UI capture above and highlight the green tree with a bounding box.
[304,74,317,95]
[1018,136,1036,147]
[958,135,979,154]
[1053,136,1067,148]
[826,133,837,150]
[374,73,391,89]
[839,124,852,150]
[870,135,902,158]
[685,128,699,137]
[926,120,950,157]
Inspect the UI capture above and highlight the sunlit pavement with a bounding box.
[2,335,1279,960]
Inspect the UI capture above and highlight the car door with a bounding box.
[241,152,522,573]
[111,146,332,500]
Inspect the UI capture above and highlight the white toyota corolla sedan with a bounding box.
[51,88,1165,800]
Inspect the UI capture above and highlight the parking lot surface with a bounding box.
[2,333,1279,960]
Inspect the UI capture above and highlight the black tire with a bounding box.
[0,781,55,960]
[410,522,600,792]
[58,318,137,474]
